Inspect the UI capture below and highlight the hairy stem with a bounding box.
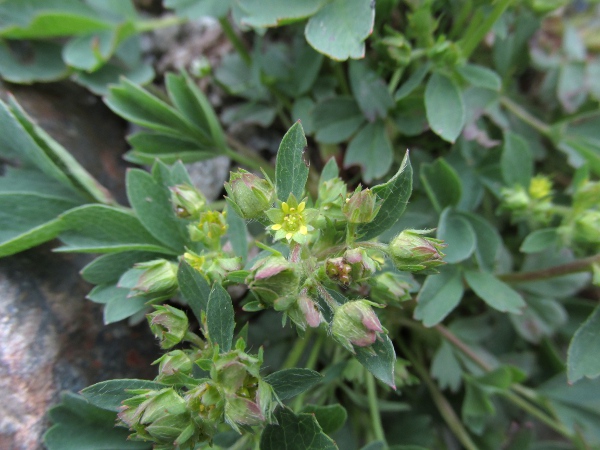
[498,253,600,283]
[400,342,480,450]
[218,17,251,65]
[366,372,387,446]
[499,96,552,136]
[282,328,313,369]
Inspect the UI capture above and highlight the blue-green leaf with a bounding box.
[261,407,338,449]
[265,368,323,400]
[81,379,168,412]
[357,151,412,241]
[420,158,462,212]
[355,334,396,388]
[414,266,464,327]
[207,284,235,352]
[425,72,465,143]
[275,121,309,201]
[437,209,475,263]
[568,306,600,383]
[465,270,525,314]
[344,121,393,182]
[501,132,533,188]
[177,261,211,322]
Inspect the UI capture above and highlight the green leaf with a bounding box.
[461,213,502,272]
[501,132,533,188]
[164,0,233,19]
[237,0,325,28]
[425,72,465,143]
[437,209,475,264]
[44,393,151,450]
[226,204,248,262]
[177,261,211,322]
[81,379,168,412]
[568,306,600,383]
[538,373,600,444]
[414,266,464,327]
[0,0,112,39]
[102,286,148,324]
[301,404,347,434]
[260,407,338,450]
[456,64,502,91]
[74,57,154,96]
[6,97,114,204]
[207,284,235,352]
[420,158,462,212]
[320,157,340,183]
[58,205,175,254]
[305,0,374,61]
[344,121,393,182]
[395,64,430,101]
[0,40,68,83]
[349,60,394,121]
[431,340,463,391]
[104,78,200,140]
[126,168,187,253]
[87,284,125,304]
[313,97,365,144]
[222,102,277,128]
[355,334,396,388]
[510,295,567,344]
[81,251,158,285]
[265,368,323,400]
[0,191,81,257]
[275,121,309,201]
[520,228,560,253]
[393,92,429,136]
[465,270,525,314]
[357,151,412,241]
[126,132,214,165]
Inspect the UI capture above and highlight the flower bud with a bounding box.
[331,300,384,352]
[344,248,377,280]
[370,272,412,304]
[188,210,228,249]
[389,229,446,273]
[154,350,194,384]
[325,257,353,285]
[205,256,242,284]
[185,381,224,436]
[528,175,552,200]
[573,210,600,246]
[147,305,189,349]
[225,169,275,219]
[170,184,206,219]
[287,292,324,330]
[247,256,300,307]
[318,177,347,220]
[342,186,379,224]
[380,34,412,67]
[118,388,187,430]
[133,259,178,295]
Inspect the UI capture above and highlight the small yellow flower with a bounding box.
[529,175,552,200]
[265,195,317,244]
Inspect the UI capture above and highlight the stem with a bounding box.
[223,137,275,178]
[332,62,351,96]
[134,16,187,33]
[501,391,573,439]
[282,328,313,369]
[498,253,600,283]
[459,0,513,59]
[499,96,552,136]
[435,324,575,440]
[400,341,480,450]
[293,333,325,410]
[184,331,205,348]
[435,324,492,371]
[218,17,251,65]
[366,372,387,446]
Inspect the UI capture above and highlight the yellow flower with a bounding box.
[266,194,317,244]
[529,175,552,200]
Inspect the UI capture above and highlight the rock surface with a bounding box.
[0,82,159,450]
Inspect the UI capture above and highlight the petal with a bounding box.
[300,225,308,235]
[297,202,306,212]
[271,224,282,230]
[286,232,293,240]
[281,202,290,213]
